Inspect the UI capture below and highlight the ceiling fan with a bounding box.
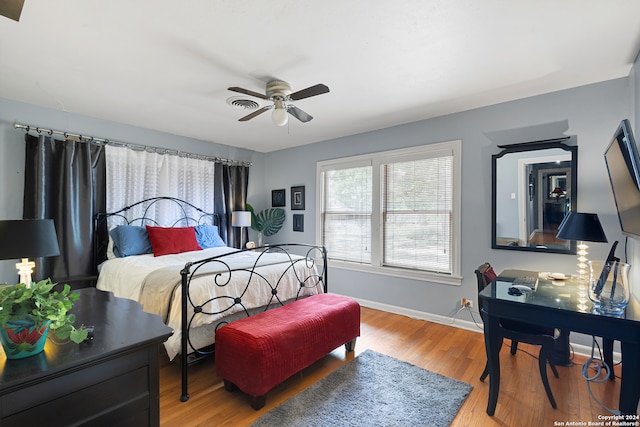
[0,0,25,21]
[228,80,329,126]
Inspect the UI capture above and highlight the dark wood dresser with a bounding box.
[0,288,173,427]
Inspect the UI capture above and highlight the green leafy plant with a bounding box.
[0,279,88,344]
[246,203,285,237]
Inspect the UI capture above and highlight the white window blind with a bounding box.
[322,166,372,263]
[383,155,452,273]
[317,141,461,282]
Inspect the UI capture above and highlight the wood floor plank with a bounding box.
[159,306,623,427]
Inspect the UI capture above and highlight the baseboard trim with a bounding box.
[351,296,621,363]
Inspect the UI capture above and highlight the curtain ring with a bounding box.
[48,129,53,136]
[36,127,41,134]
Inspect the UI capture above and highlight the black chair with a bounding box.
[475,262,559,409]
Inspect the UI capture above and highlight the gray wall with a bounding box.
[0,98,266,283]
[2,69,640,338]
[263,77,637,325]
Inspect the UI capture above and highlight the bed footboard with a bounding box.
[178,243,327,402]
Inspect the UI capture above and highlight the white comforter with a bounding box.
[97,247,323,359]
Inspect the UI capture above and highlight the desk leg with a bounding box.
[484,313,502,416]
[603,338,615,380]
[620,341,640,415]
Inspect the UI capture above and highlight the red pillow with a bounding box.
[145,226,202,256]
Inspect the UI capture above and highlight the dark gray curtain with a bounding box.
[223,164,249,248]
[23,134,106,286]
[212,163,228,242]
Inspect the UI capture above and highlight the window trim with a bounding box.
[316,140,462,286]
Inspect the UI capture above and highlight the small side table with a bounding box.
[0,288,173,427]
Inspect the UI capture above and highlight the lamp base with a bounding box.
[16,257,35,287]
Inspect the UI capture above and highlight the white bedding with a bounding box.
[96,246,323,359]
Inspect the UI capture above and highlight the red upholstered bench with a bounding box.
[215,293,360,409]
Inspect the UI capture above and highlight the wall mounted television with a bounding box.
[604,119,640,238]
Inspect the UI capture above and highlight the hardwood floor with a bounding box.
[159,306,622,427]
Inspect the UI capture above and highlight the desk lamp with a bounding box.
[0,219,60,287]
[556,211,608,282]
[231,211,251,249]
[553,212,607,366]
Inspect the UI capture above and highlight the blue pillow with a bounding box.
[194,224,226,249]
[109,225,153,257]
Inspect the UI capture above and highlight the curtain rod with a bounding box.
[13,123,252,167]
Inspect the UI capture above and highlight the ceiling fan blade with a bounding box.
[228,87,269,100]
[0,0,25,21]
[238,106,271,122]
[288,106,313,123]
[289,84,330,101]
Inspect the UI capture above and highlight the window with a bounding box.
[317,141,461,285]
[322,164,372,263]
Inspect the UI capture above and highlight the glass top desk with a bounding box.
[479,271,640,416]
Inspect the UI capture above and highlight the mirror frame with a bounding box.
[491,138,578,254]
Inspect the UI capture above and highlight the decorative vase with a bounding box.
[258,231,264,248]
[0,318,50,359]
[588,260,631,316]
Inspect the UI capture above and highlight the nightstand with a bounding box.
[0,288,173,426]
[51,275,98,290]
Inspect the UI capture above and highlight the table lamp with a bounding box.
[556,211,608,282]
[231,211,251,249]
[554,211,608,366]
[552,187,564,198]
[0,219,60,287]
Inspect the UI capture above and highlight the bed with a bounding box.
[93,197,327,401]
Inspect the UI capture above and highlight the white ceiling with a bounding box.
[1,1,640,153]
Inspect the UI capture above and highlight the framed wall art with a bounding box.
[293,214,304,232]
[291,186,305,210]
[271,189,286,207]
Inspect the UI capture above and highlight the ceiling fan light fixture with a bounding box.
[229,81,328,124]
[272,99,288,126]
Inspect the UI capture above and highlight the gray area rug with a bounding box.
[250,349,472,427]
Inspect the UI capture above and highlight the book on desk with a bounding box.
[497,269,540,290]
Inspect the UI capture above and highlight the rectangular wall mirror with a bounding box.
[492,138,577,254]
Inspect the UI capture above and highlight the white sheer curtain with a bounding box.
[105,145,217,226]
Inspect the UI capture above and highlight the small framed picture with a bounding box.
[291,186,305,210]
[271,189,286,207]
[293,214,304,232]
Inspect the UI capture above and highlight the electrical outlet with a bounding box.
[461,298,473,308]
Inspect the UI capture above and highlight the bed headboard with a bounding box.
[94,197,222,270]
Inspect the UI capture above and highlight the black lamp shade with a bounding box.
[0,219,60,260]
[556,211,608,243]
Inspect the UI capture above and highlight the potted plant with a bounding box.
[246,204,286,247]
[0,279,88,359]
